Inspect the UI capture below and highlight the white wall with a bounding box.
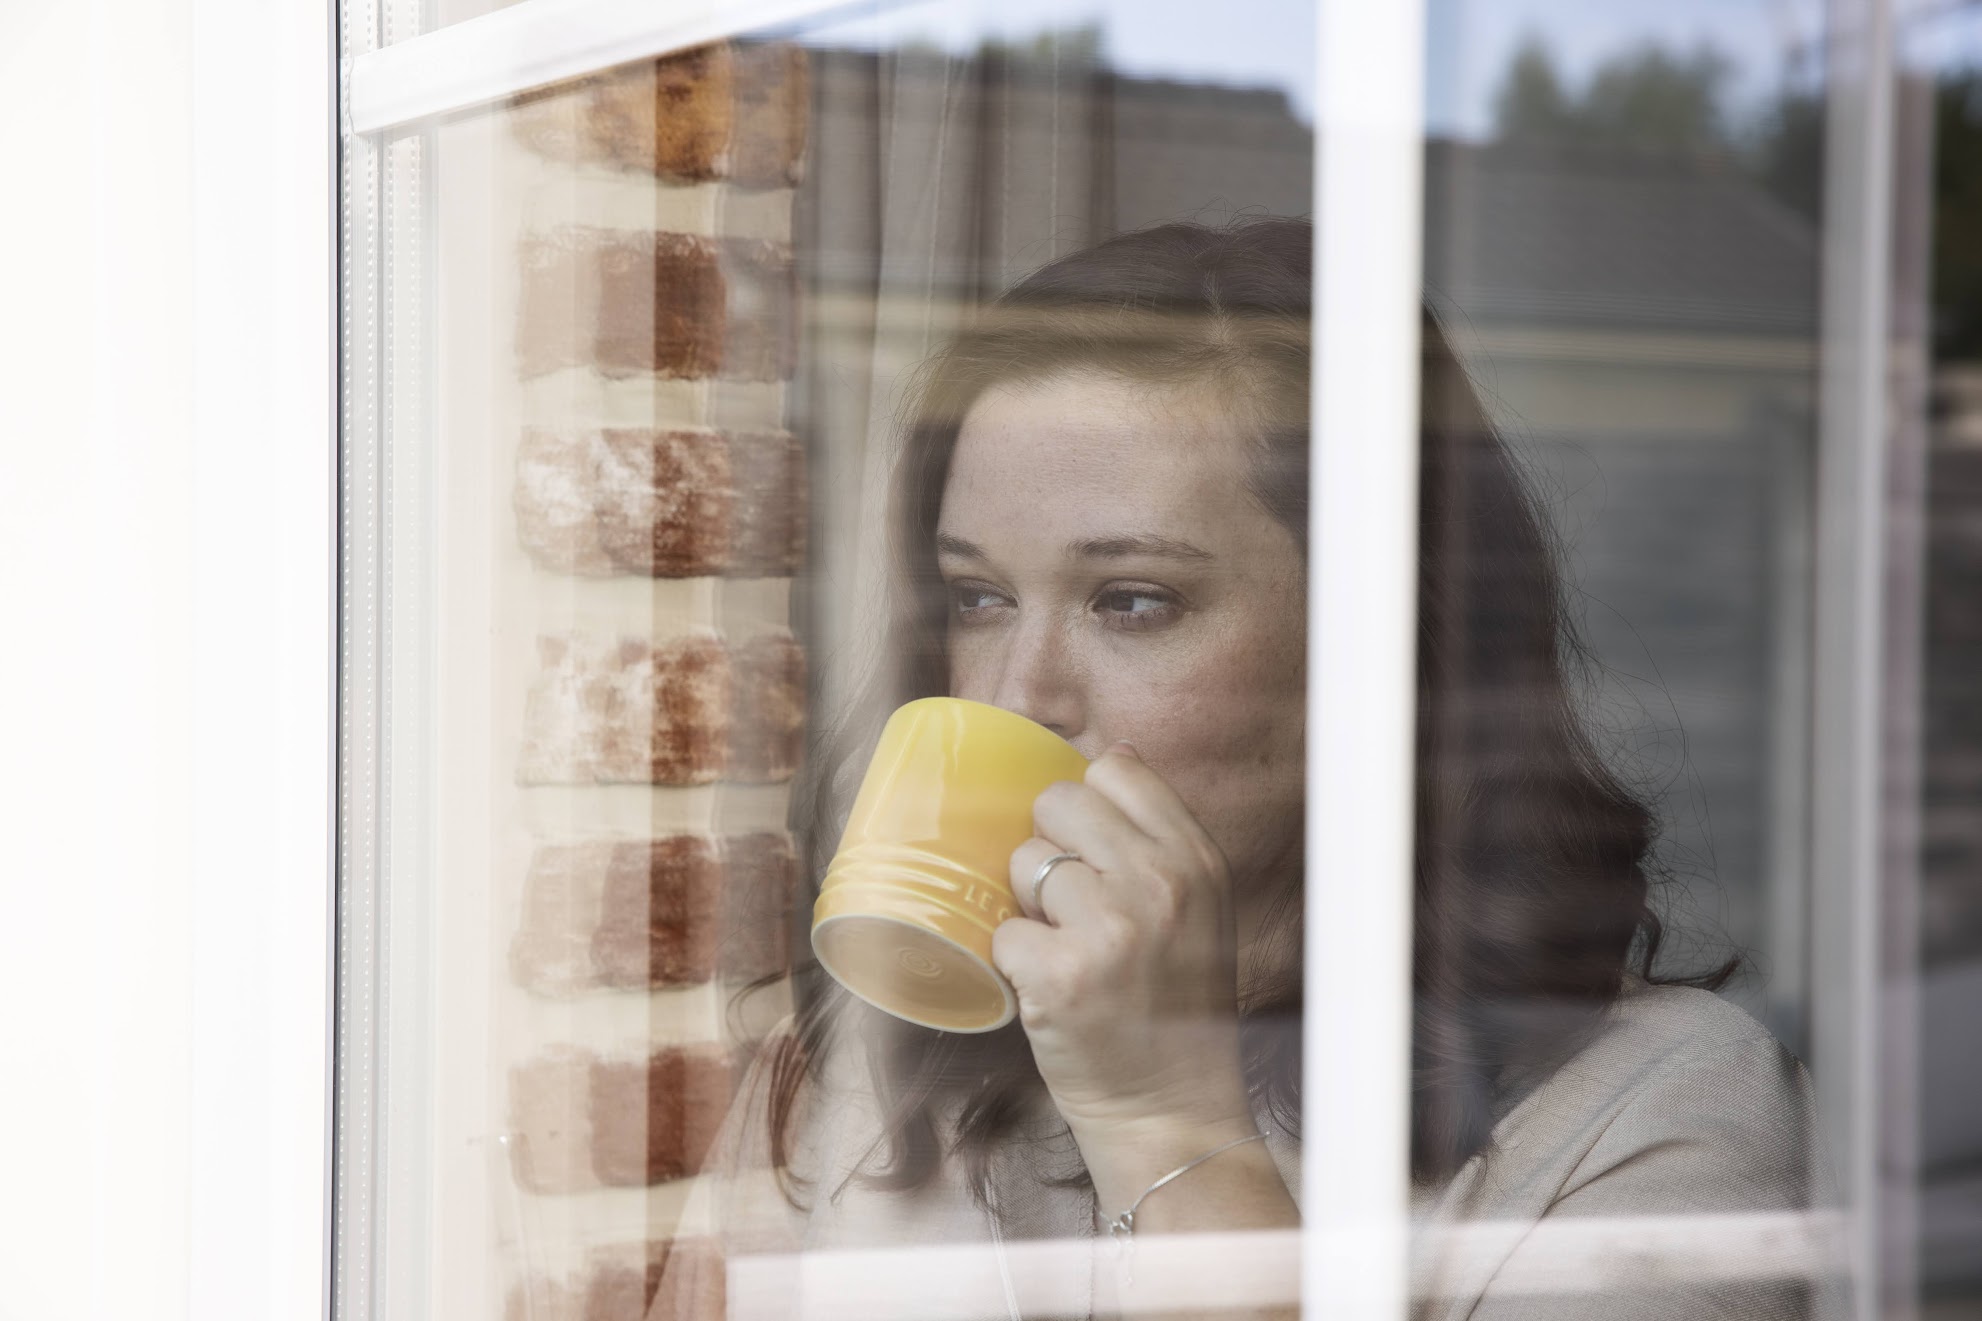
[0,1,333,1317]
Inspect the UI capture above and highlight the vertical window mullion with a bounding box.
[1810,1,1899,1317]
[1306,1,1426,1316]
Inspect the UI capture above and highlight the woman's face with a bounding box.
[936,368,1307,895]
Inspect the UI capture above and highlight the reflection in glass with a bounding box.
[349,3,1892,1317]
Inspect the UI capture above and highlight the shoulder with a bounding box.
[1608,976,1785,1060]
[1491,979,1821,1209]
[1420,987,1844,1320]
[1552,979,1806,1111]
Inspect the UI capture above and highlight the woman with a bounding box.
[657,218,1831,1320]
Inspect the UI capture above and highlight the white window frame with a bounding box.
[334,1,1908,1317]
[189,2,338,1319]
[1810,2,1914,1317]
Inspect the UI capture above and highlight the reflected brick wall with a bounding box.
[494,40,809,1318]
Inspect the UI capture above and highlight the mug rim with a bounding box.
[812,910,1020,1033]
[890,695,1084,755]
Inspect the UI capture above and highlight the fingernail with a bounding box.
[1113,740,1139,758]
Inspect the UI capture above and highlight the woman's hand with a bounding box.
[990,742,1253,1144]
[992,742,1299,1316]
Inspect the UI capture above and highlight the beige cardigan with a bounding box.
[657,979,1843,1319]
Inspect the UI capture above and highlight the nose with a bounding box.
[966,615,1085,742]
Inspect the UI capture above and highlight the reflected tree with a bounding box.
[1491,35,1732,158]
[1487,34,1824,226]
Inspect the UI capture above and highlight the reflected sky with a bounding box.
[787,0,1858,137]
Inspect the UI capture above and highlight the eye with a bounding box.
[1093,584,1184,631]
[947,581,1012,626]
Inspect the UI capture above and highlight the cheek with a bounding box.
[947,634,1006,706]
[1166,678,1305,883]
[1104,598,1307,798]
[944,628,984,700]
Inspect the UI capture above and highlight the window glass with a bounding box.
[1429,0,1830,1055]
[1412,5,1847,1314]
[368,4,1321,1316]
[343,0,1964,1316]
[1903,7,1982,1317]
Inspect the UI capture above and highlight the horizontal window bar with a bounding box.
[722,1214,1848,1320]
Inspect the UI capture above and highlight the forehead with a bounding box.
[940,371,1260,535]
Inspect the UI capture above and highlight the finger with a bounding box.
[1031,779,1148,874]
[989,915,1060,1012]
[1010,835,1110,925]
[1081,742,1213,849]
[991,903,1129,1021]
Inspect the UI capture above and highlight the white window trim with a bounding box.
[1305,1,1425,1316]
[1810,2,1904,1318]
[720,1211,1845,1320]
[191,0,337,1318]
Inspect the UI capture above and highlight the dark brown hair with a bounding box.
[752,216,1730,1209]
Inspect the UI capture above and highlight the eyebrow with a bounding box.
[934,531,1213,563]
[935,532,988,561]
[1070,534,1214,563]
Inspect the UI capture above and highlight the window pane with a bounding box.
[1903,7,1982,1317]
[1414,2,1888,1317]
[341,0,1963,1316]
[356,3,1320,1316]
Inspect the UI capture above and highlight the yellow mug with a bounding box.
[811,697,1089,1032]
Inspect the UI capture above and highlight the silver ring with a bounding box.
[1028,851,1081,915]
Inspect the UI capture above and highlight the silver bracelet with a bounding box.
[1104,1131,1268,1239]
